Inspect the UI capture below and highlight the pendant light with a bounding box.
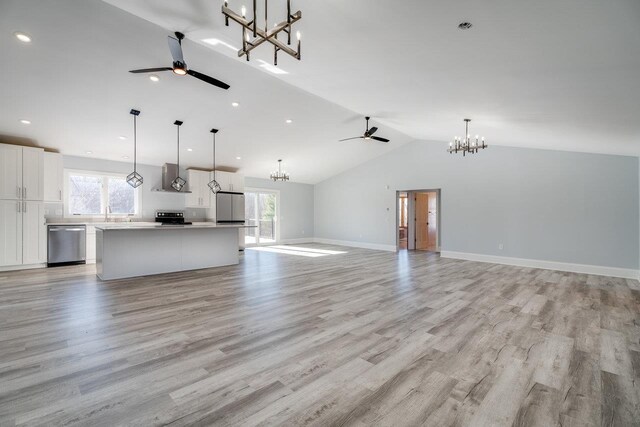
[126,109,143,188]
[208,128,221,194]
[171,120,187,191]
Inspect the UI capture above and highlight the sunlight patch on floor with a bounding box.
[247,245,348,257]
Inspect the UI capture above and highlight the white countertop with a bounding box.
[94,222,253,231]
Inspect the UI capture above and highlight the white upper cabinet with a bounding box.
[43,152,63,202]
[22,147,44,201]
[0,144,23,200]
[214,171,244,192]
[186,170,211,208]
[0,144,44,201]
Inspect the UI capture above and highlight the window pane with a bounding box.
[108,177,135,214]
[68,175,103,215]
[258,193,276,242]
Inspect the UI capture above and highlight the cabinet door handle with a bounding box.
[23,202,27,213]
[23,187,27,199]
[59,189,62,200]
[17,201,20,213]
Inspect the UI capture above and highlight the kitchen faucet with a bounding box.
[105,205,112,222]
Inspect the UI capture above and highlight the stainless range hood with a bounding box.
[153,163,192,193]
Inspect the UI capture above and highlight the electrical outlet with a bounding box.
[498,243,504,250]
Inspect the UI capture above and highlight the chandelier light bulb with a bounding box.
[296,31,301,41]
[223,0,303,64]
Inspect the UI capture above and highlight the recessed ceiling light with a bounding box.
[187,148,193,152]
[122,155,129,159]
[14,32,32,43]
[149,75,160,82]
[19,119,31,125]
[119,135,127,140]
[236,156,242,160]
[285,119,292,124]
[231,102,239,107]
[86,151,93,155]
[458,22,473,30]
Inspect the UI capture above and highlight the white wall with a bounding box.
[244,177,314,242]
[314,141,639,270]
[46,156,206,220]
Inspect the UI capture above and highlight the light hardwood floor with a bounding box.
[1,244,639,426]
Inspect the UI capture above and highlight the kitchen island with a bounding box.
[95,223,251,280]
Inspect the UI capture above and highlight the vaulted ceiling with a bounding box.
[2,0,639,184]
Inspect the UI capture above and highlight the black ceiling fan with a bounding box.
[339,116,390,143]
[129,32,230,90]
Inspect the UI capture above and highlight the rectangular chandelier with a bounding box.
[222,0,302,65]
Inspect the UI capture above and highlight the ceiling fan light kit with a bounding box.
[448,119,487,156]
[129,32,230,90]
[208,128,222,194]
[222,0,302,65]
[126,109,144,188]
[171,120,187,192]
[270,159,290,181]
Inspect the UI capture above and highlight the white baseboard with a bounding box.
[440,250,639,280]
[280,238,315,245]
[0,263,47,272]
[313,238,396,252]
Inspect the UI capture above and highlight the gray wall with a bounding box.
[52,156,206,219]
[245,177,314,242]
[314,141,639,269]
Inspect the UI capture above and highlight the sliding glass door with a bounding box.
[244,189,279,246]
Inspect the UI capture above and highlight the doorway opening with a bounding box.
[244,189,280,246]
[396,189,440,252]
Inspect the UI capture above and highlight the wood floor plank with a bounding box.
[0,244,638,425]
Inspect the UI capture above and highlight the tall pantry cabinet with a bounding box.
[0,143,46,267]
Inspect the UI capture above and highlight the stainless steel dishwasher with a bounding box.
[47,225,86,266]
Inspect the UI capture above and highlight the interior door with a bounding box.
[427,192,437,251]
[415,193,429,250]
[0,200,22,266]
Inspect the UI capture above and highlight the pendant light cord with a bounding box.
[133,115,137,173]
[176,125,180,169]
[213,132,216,181]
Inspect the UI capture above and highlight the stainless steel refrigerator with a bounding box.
[216,191,245,223]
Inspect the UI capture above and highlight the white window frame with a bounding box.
[244,187,281,246]
[64,169,142,218]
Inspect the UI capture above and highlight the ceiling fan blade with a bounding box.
[187,69,230,90]
[129,67,172,73]
[367,126,378,136]
[339,137,364,142]
[168,36,184,63]
[371,136,390,143]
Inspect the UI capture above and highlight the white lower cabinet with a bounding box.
[0,200,23,266]
[22,201,46,265]
[0,200,45,267]
[86,226,96,263]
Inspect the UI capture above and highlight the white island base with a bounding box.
[95,224,247,280]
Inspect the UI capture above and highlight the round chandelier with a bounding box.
[270,159,289,181]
